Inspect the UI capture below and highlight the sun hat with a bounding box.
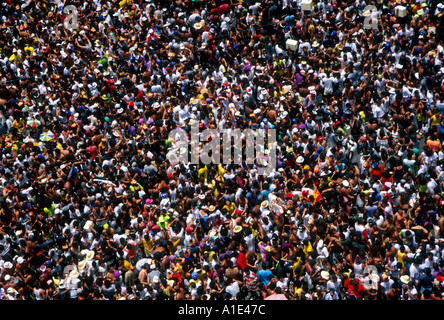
[69,269,80,279]
[86,250,95,261]
[261,200,269,208]
[233,225,243,233]
[321,270,330,280]
[193,20,205,30]
[78,260,86,270]
[400,275,410,284]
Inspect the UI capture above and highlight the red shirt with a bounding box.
[236,252,247,270]
[218,3,230,15]
[86,145,97,160]
[347,282,365,299]
[372,164,384,178]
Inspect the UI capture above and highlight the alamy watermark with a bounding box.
[63,5,78,30]
[363,5,379,30]
[166,122,277,176]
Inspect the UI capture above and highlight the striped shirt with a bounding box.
[244,271,258,291]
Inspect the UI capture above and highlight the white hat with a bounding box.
[400,275,410,284]
[78,260,86,270]
[296,156,304,163]
[193,20,204,30]
[153,275,159,283]
[321,271,330,280]
[69,269,80,279]
[6,288,16,295]
[152,102,160,109]
[342,180,350,187]
[86,250,95,261]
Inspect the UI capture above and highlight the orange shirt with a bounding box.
[427,139,441,153]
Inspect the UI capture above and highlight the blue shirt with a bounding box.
[257,269,274,286]
[258,189,272,202]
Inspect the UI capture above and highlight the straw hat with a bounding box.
[233,225,243,234]
[261,200,269,209]
[86,250,95,261]
[400,275,410,284]
[69,269,80,279]
[208,205,216,212]
[280,87,290,95]
[78,260,86,270]
[193,20,205,30]
[190,97,199,105]
[321,270,330,280]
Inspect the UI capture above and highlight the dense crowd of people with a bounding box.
[0,0,443,300]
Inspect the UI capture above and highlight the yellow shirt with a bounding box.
[293,286,303,300]
[119,0,129,7]
[396,249,405,267]
[223,202,235,215]
[431,114,442,127]
[142,238,155,255]
[303,241,313,257]
[167,238,181,255]
[217,164,225,181]
[207,179,218,196]
[24,46,35,54]
[198,165,209,180]
[292,257,303,276]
